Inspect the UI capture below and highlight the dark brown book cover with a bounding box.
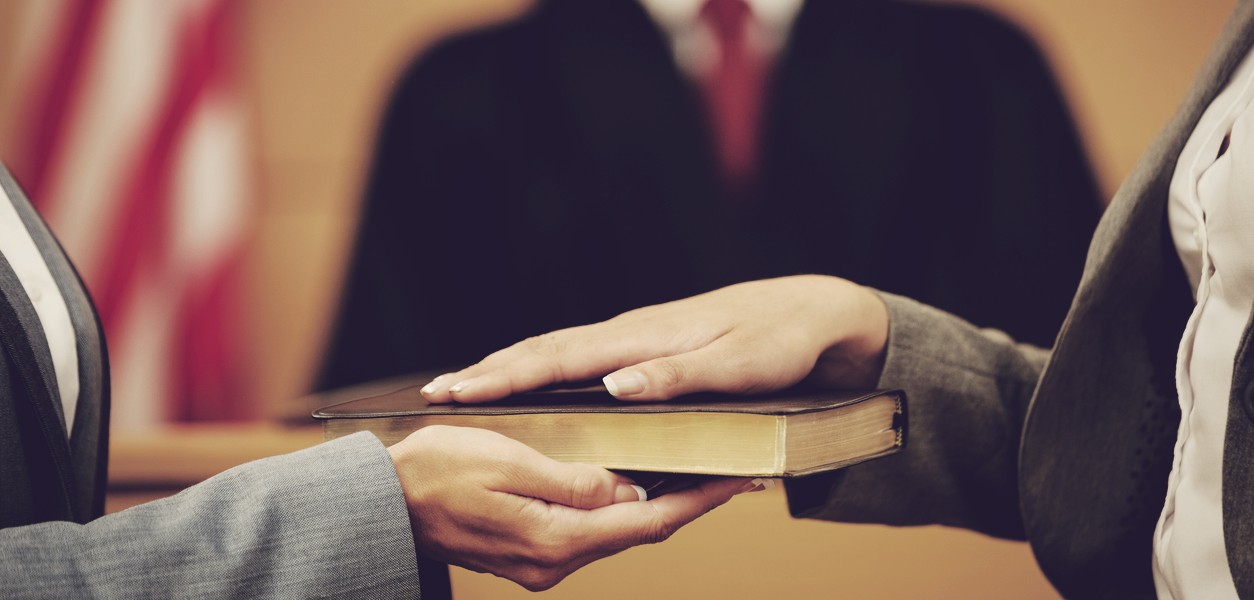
[315,384,900,418]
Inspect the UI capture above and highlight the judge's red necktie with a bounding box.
[698,0,767,187]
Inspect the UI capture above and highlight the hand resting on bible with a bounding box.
[419,275,890,404]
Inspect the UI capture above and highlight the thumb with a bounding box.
[505,451,647,509]
[573,476,749,551]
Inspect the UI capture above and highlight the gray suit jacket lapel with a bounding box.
[0,252,75,519]
[1225,314,1254,597]
[0,164,109,521]
[1020,2,1254,597]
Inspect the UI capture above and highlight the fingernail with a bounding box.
[740,478,775,494]
[420,374,453,395]
[448,380,471,395]
[613,483,648,503]
[630,484,647,502]
[603,371,646,397]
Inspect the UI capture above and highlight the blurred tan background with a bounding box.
[0,0,1237,598]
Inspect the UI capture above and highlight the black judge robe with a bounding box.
[317,0,1102,391]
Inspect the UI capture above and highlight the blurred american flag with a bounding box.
[5,0,253,427]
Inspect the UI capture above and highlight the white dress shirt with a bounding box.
[1157,44,1254,600]
[0,179,79,438]
[636,0,804,78]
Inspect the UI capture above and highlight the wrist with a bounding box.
[804,275,889,388]
[387,434,428,520]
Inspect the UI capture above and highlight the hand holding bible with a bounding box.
[386,425,748,591]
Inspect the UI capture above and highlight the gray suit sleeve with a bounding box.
[0,432,423,599]
[786,291,1050,540]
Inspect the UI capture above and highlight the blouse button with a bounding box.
[28,283,43,303]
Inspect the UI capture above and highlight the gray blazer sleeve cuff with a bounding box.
[0,432,423,599]
[786,291,1049,540]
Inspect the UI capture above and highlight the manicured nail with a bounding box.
[420,374,453,395]
[613,483,649,503]
[603,371,646,397]
[740,478,775,493]
[632,484,647,501]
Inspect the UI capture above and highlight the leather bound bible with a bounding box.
[314,385,905,477]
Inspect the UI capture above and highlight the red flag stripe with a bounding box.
[174,241,250,421]
[16,0,106,210]
[91,1,233,330]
